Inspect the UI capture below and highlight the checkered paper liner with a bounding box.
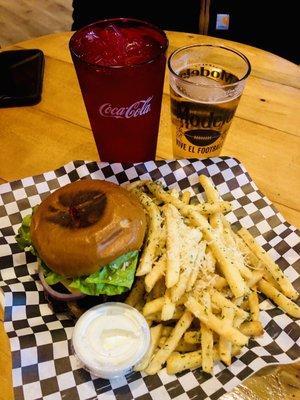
[0,157,299,400]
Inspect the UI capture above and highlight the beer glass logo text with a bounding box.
[179,66,238,85]
[174,105,236,130]
[99,96,153,119]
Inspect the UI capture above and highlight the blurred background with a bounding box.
[0,1,298,64]
[0,0,72,47]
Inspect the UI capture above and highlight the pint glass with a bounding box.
[168,44,251,158]
[69,18,168,163]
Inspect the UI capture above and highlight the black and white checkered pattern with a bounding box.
[0,157,299,400]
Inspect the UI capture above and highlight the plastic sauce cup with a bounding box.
[72,302,151,379]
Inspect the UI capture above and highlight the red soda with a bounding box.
[69,18,168,163]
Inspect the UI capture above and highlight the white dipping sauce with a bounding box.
[72,302,150,379]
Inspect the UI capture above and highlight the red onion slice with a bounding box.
[39,270,86,301]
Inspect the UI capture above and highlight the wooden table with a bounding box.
[0,32,299,400]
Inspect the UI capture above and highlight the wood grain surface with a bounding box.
[0,31,299,400]
[0,0,72,47]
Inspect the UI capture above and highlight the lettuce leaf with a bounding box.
[69,251,138,296]
[16,208,38,256]
[38,259,63,285]
[40,251,138,295]
[44,272,63,285]
[15,213,33,250]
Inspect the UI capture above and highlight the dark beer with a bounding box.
[170,64,242,158]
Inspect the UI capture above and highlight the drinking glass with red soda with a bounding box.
[69,18,169,163]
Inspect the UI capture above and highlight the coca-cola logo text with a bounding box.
[99,96,153,119]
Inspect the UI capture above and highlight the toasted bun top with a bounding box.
[30,180,146,277]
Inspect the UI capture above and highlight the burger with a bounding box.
[16,179,146,304]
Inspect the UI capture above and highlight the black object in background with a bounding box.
[207,1,299,64]
[0,49,44,107]
[71,0,201,33]
[71,0,298,64]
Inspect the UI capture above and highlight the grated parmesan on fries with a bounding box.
[125,176,300,376]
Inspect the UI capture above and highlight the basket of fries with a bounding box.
[125,176,299,375]
[0,157,299,400]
